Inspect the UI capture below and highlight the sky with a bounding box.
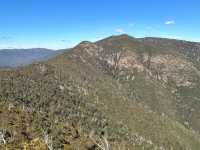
[0,0,199,49]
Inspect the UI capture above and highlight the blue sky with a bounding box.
[0,0,199,49]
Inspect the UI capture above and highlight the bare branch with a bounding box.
[0,130,6,144]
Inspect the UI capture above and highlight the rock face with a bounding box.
[70,35,200,133]
[1,35,200,149]
[96,36,200,133]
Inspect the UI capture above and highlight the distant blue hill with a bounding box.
[0,48,63,68]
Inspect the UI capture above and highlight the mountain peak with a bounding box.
[107,34,135,40]
[74,41,96,49]
[79,41,93,45]
[117,34,134,38]
[74,41,95,49]
[71,41,102,57]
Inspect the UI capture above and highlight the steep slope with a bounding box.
[0,35,200,149]
[96,35,200,133]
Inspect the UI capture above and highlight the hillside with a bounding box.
[1,35,200,149]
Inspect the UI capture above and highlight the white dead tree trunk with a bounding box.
[43,131,53,150]
[89,131,109,150]
[0,130,6,144]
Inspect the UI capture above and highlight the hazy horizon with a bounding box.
[0,0,199,49]
[0,34,200,50]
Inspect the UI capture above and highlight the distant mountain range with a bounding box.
[0,48,63,68]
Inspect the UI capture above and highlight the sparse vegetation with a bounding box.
[1,35,200,149]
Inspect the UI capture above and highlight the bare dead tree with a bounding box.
[89,131,110,150]
[140,43,153,70]
[43,131,53,150]
[146,50,152,69]
[111,48,125,77]
[0,130,6,144]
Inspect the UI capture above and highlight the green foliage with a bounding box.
[1,35,200,149]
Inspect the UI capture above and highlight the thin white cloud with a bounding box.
[115,28,126,34]
[162,35,182,40]
[128,23,134,27]
[0,36,13,43]
[61,40,67,42]
[165,20,175,25]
